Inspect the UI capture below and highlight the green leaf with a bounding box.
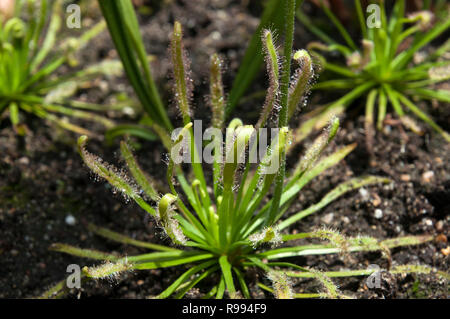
[134,253,214,270]
[30,0,61,72]
[156,260,217,299]
[174,266,219,299]
[106,124,158,144]
[9,102,19,126]
[218,256,236,297]
[396,92,450,142]
[49,243,118,260]
[233,268,250,299]
[87,223,176,252]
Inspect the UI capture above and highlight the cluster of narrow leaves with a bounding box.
[0,0,127,137]
[296,0,450,144]
[98,0,172,135]
[48,21,448,299]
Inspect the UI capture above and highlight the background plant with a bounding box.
[296,0,450,144]
[0,0,124,137]
[98,0,172,135]
[45,12,448,298]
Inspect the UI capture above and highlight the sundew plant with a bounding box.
[0,0,123,137]
[296,0,450,143]
[46,7,448,299]
[97,0,303,141]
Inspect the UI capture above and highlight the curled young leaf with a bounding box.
[257,29,280,128]
[157,194,187,245]
[287,49,313,121]
[223,125,255,190]
[408,10,434,31]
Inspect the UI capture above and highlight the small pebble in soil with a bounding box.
[400,174,411,182]
[371,193,381,207]
[18,157,30,165]
[211,31,221,40]
[359,188,369,201]
[435,234,447,243]
[65,214,76,226]
[321,213,334,224]
[421,170,434,183]
[435,220,444,232]
[374,209,383,219]
[424,219,433,226]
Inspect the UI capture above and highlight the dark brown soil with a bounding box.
[0,0,448,299]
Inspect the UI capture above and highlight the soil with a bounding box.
[0,0,448,299]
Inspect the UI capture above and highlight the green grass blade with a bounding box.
[174,266,219,299]
[30,0,61,72]
[409,88,450,103]
[219,256,236,297]
[156,260,217,299]
[354,0,367,39]
[377,88,387,130]
[216,275,226,299]
[296,8,336,45]
[318,0,357,51]
[87,223,176,252]
[9,102,19,126]
[132,252,214,269]
[392,17,450,70]
[396,92,450,142]
[384,85,404,116]
[105,124,158,144]
[233,268,250,299]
